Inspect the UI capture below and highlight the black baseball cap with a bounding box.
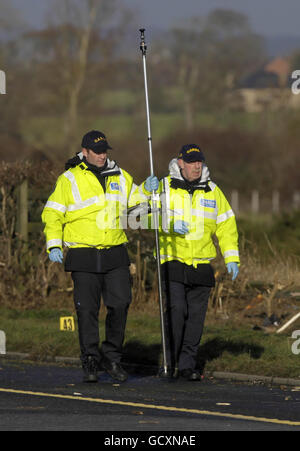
[178,144,205,163]
[81,130,112,153]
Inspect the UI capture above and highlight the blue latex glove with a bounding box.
[49,248,63,264]
[145,175,159,192]
[226,262,239,281]
[174,220,189,235]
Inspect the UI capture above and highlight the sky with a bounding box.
[10,0,300,37]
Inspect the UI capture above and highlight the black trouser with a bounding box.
[71,266,132,364]
[164,281,211,371]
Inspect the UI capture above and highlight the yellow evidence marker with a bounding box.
[60,317,75,332]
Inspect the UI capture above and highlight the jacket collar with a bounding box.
[66,151,121,176]
[168,158,211,189]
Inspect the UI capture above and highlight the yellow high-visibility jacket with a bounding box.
[41,158,148,252]
[156,159,240,267]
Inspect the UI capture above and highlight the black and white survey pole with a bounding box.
[139,28,168,377]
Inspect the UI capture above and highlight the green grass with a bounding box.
[100,90,137,110]
[20,115,137,149]
[0,308,299,379]
[199,325,300,378]
[20,108,266,151]
[19,84,294,154]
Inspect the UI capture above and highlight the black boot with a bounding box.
[82,356,99,383]
[102,358,128,382]
[180,369,202,381]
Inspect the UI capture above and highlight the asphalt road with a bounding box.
[0,359,300,433]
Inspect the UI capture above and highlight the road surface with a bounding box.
[0,359,299,432]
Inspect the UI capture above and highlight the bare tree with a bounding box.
[23,0,130,156]
[61,0,100,147]
[170,10,265,130]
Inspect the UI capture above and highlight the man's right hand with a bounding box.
[145,175,159,193]
[49,248,63,263]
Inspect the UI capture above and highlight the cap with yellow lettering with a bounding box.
[178,144,205,163]
[81,130,112,153]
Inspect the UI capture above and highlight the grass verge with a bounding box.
[0,308,299,379]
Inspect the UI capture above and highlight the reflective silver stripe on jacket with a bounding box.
[223,249,239,258]
[191,209,218,220]
[64,170,82,203]
[47,239,62,250]
[208,181,217,191]
[67,196,101,212]
[45,201,67,213]
[117,170,128,205]
[216,209,234,224]
[161,177,171,233]
[168,208,185,216]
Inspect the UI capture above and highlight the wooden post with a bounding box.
[272,190,280,214]
[251,190,259,214]
[293,191,300,210]
[231,190,239,214]
[17,179,28,242]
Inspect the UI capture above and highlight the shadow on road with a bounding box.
[197,338,264,373]
[122,338,264,375]
[122,341,161,375]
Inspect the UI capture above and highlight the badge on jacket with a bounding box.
[110,182,121,191]
[200,199,216,208]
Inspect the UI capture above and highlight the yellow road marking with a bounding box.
[0,387,299,427]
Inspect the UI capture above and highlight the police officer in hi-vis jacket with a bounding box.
[155,144,240,380]
[42,130,158,383]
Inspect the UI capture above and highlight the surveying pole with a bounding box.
[139,28,168,377]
